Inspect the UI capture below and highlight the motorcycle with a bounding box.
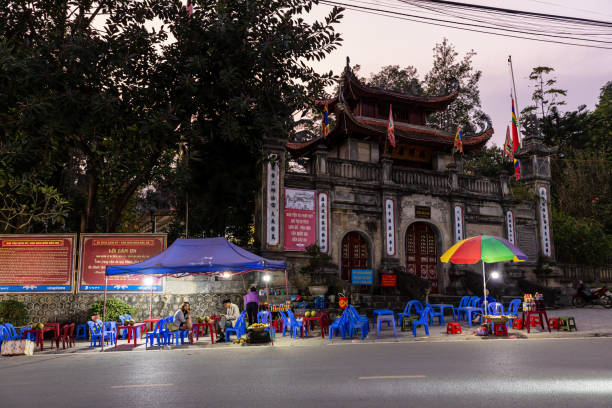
[572,286,612,308]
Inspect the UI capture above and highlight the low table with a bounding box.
[429,304,456,321]
[21,327,56,351]
[45,323,62,349]
[193,322,216,344]
[522,310,551,333]
[301,316,326,338]
[142,318,161,332]
[116,323,147,347]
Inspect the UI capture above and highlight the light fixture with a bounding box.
[222,271,231,279]
[490,271,500,280]
[144,277,154,286]
[263,274,271,282]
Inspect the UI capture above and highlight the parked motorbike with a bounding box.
[572,286,612,308]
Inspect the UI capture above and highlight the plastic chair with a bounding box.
[146,319,166,347]
[58,324,75,349]
[87,321,103,348]
[118,315,128,339]
[487,302,504,315]
[412,307,432,337]
[257,311,271,324]
[75,324,88,340]
[225,312,247,343]
[286,310,304,338]
[455,296,471,321]
[102,321,117,346]
[278,311,290,337]
[396,300,423,326]
[163,316,188,346]
[346,305,369,339]
[425,302,445,326]
[463,297,484,328]
[3,323,21,340]
[328,312,348,341]
[123,314,142,338]
[504,299,522,327]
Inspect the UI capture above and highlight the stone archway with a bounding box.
[340,231,370,281]
[405,222,439,293]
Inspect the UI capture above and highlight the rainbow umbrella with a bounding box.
[440,235,527,310]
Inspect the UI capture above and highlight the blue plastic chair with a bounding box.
[3,323,22,340]
[412,307,432,337]
[257,311,270,324]
[87,321,103,348]
[75,324,88,340]
[463,297,484,328]
[102,321,117,346]
[455,296,471,321]
[328,312,348,341]
[225,312,247,343]
[426,302,445,326]
[396,300,423,326]
[278,311,290,337]
[162,316,188,346]
[0,325,6,352]
[487,302,503,315]
[118,315,128,339]
[286,310,304,338]
[505,299,521,327]
[346,305,369,339]
[146,319,166,348]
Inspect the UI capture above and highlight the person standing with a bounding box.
[217,299,240,342]
[244,287,260,326]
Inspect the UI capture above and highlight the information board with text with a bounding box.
[78,234,166,292]
[0,234,76,293]
[283,188,316,251]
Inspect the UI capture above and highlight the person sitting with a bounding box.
[479,289,496,307]
[173,301,193,343]
[244,287,260,326]
[217,298,240,342]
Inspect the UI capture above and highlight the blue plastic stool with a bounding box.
[376,315,397,339]
[76,324,88,340]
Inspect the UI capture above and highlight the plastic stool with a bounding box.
[529,315,542,327]
[446,322,462,335]
[548,317,559,330]
[376,315,397,339]
[512,319,523,330]
[76,324,88,339]
[494,324,508,336]
[558,316,577,332]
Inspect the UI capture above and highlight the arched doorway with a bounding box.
[341,231,369,281]
[405,222,439,293]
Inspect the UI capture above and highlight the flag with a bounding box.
[321,104,330,137]
[453,123,463,154]
[186,0,193,16]
[504,125,513,159]
[387,104,396,147]
[511,97,521,180]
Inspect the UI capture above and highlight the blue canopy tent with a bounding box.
[101,238,286,349]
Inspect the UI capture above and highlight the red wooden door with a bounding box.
[341,232,369,281]
[405,223,439,293]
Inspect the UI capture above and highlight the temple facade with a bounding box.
[257,62,555,296]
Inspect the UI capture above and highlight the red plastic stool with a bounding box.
[446,322,462,335]
[529,315,542,327]
[494,324,508,336]
[512,319,524,330]
[548,318,559,330]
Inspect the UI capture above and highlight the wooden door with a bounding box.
[405,223,439,293]
[341,232,369,281]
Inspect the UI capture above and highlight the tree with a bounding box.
[424,38,486,134]
[367,65,422,94]
[156,0,344,244]
[463,146,513,178]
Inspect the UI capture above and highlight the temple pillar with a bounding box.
[259,137,286,254]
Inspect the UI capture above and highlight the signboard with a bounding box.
[317,192,329,253]
[79,234,166,292]
[0,234,76,293]
[415,206,431,219]
[283,188,316,251]
[381,274,397,287]
[454,205,464,242]
[351,269,373,285]
[266,157,280,246]
[538,187,552,257]
[384,198,396,256]
[506,210,516,245]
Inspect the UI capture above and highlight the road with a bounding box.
[0,337,611,407]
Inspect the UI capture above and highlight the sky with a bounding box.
[306,0,612,147]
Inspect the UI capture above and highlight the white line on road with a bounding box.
[110,383,174,389]
[358,375,426,380]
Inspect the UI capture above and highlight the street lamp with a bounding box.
[483,270,501,312]
[262,274,271,282]
[222,271,231,279]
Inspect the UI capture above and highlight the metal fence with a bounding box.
[561,264,612,283]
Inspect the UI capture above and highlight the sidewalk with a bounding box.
[14,307,612,356]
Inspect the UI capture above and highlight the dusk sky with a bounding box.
[308,0,612,147]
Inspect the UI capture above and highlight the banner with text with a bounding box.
[283,188,316,251]
[0,234,76,293]
[78,234,166,292]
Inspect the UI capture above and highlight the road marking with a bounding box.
[358,375,426,380]
[110,383,174,389]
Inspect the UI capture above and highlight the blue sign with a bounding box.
[351,269,373,285]
[0,285,71,292]
[80,285,163,292]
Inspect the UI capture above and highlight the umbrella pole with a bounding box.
[149,279,153,320]
[482,260,488,314]
[102,275,107,352]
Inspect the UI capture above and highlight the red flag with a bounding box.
[504,125,513,159]
[511,97,521,180]
[387,104,396,147]
[186,0,193,16]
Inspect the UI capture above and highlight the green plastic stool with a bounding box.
[401,316,419,332]
[558,316,577,332]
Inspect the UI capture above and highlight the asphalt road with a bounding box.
[1,338,611,408]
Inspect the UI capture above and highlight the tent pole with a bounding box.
[284,269,289,302]
[482,260,488,315]
[149,278,153,319]
[102,274,107,351]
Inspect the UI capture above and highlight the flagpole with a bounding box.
[508,55,522,143]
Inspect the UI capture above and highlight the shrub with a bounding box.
[0,299,28,326]
[89,298,134,322]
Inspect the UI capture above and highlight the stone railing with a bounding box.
[561,264,612,283]
[459,175,502,196]
[392,167,449,190]
[328,158,380,182]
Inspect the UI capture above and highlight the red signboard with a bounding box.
[0,234,76,293]
[381,274,397,287]
[284,188,316,251]
[79,234,166,292]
